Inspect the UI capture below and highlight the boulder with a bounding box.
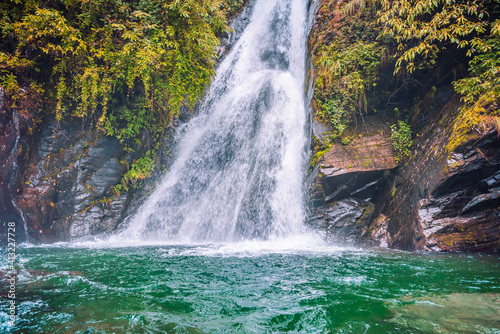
[309,198,375,244]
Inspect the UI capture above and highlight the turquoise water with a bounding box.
[1,243,500,333]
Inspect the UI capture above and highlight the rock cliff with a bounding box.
[308,93,499,253]
[306,0,499,252]
[306,82,500,253]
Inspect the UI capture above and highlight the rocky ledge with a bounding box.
[308,116,397,245]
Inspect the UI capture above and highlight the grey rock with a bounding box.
[309,198,375,244]
[87,158,126,196]
[461,188,500,215]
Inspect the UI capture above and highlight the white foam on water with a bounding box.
[21,232,361,257]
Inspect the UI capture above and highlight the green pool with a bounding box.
[2,242,499,333]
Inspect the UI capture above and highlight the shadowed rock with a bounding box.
[307,116,397,245]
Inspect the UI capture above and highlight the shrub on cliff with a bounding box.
[378,0,500,149]
[390,120,412,163]
[311,0,388,140]
[315,41,383,138]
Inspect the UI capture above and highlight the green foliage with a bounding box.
[342,0,375,16]
[342,136,353,146]
[315,41,383,138]
[317,99,349,139]
[121,150,156,191]
[448,38,500,151]
[453,39,500,106]
[0,0,242,137]
[312,0,385,139]
[12,8,85,58]
[390,121,412,163]
[378,0,500,150]
[378,0,498,74]
[309,142,332,169]
[104,104,150,143]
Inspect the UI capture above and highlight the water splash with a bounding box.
[117,0,311,243]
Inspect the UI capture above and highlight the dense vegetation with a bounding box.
[1,0,243,187]
[312,0,499,159]
[312,0,385,140]
[379,0,500,151]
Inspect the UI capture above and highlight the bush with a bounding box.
[314,41,383,132]
[390,121,412,163]
[311,0,385,138]
[121,150,156,191]
[318,99,349,139]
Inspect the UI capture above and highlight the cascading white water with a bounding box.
[117,0,310,243]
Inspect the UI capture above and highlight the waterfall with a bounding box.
[7,112,30,243]
[117,0,310,243]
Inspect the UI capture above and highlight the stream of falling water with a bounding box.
[116,0,311,243]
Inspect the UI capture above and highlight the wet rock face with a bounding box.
[0,89,33,243]
[372,89,500,253]
[216,0,254,61]
[14,116,154,242]
[416,131,500,252]
[0,83,143,244]
[309,198,375,244]
[318,167,394,203]
[364,214,391,248]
